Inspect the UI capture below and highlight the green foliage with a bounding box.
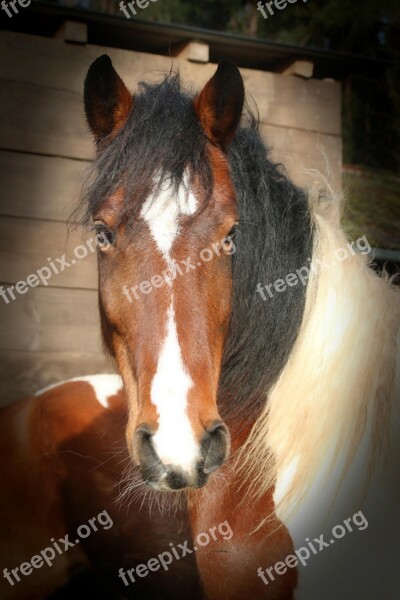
[119,0,399,61]
[342,170,400,250]
[140,0,190,23]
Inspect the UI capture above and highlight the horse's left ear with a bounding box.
[84,54,133,144]
[194,60,244,151]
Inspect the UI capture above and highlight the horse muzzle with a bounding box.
[133,420,230,491]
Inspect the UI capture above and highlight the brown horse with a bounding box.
[0,376,205,600]
[1,58,399,599]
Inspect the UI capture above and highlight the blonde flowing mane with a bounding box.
[238,187,400,517]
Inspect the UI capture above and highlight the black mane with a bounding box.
[220,121,313,426]
[80,74,313,425]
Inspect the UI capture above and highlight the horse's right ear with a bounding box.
[84,55,133,144]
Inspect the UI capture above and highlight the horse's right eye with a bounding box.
[93,222,115,250]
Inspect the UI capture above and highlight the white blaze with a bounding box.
[150,303,199,473]
[140,173,199,474]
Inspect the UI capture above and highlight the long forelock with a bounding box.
[78,74,213,228]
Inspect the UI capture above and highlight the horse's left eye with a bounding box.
[222,224,238,254]
[93,222,115,250]
[228,224,238,238]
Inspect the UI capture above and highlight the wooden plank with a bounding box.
[0,351,115,407]
[0,31,174,95]
[0,217,98,289]
[0,31,341,136]
[281,60,314,78]
[55,20,88,44]
[0,77,341,164]
[245,72,340,136]
[0,80,94,160]
[172,40,210,63]
[0,286,102,353]
[0,151,88,221]
[262,124,342,192]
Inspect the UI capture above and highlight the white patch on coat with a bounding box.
[35,374,123,408]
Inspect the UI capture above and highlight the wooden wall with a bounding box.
[0,30,342,405]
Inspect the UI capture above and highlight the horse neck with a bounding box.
[236,198,400,518]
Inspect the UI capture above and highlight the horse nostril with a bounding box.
[134,424,166,482]
[201,420,230,475]
[134,421,230,489]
